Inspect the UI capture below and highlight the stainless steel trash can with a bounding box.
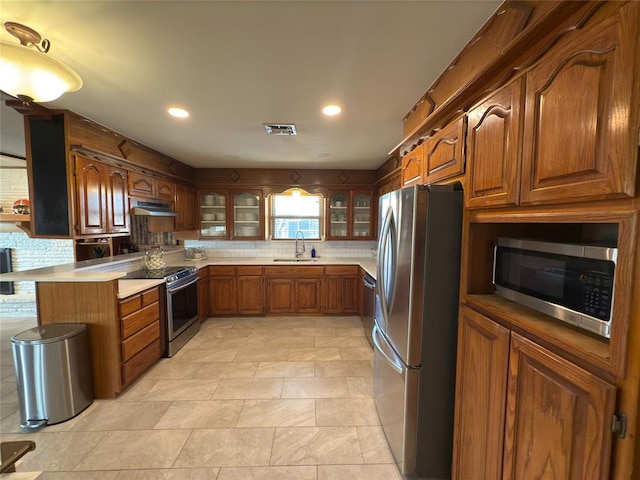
[11,323,93,429]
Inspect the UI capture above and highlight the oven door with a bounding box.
[167,274,199,341]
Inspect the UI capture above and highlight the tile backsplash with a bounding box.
[184,240,377,259]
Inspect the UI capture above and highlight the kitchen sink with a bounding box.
[272,258,319,262]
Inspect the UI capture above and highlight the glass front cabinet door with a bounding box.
[199,191,228,239]
[351,191,373,239]
[327,192,349,239]
[232,190,263,240]
[327,190,374,240]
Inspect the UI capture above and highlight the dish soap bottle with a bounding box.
[311,245,316,258]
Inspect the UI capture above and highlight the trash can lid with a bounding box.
[11,323,88,345]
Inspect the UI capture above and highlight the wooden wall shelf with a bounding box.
[0,213,29,222]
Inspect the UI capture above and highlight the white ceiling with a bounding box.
[0,1,500,170]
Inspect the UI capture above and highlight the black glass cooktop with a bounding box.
[124,267,191,280]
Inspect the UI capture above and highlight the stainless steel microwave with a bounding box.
[493,238,617,339]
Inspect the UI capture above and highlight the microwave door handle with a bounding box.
[492,244,498,286]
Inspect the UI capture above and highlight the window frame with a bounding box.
[268,188,324,241]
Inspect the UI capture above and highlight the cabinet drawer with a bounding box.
[141,287,159,306]
[122,321,160,362]
[122,340,162,387]
[119,294,141,317]
[237,266,263,276]
[198,268,209,280]
[121,302,159,338]
[264,266,324,278]
[325,265,359,276]
[119,287,159,317]
[209,266,236,276]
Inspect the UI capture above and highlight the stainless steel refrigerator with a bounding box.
[373,183,462,479]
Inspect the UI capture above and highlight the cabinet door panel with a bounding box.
[128,172,154,198]
[210,276,237,315]
[466,79,523,208]
[343,276,359,314]
[324,276,343,314]
[268,279,295,313]
[521,10,638,204]
[452,307,510,480]
[423,116,466,184]
[75,156,108,235]
[108,167,129,233]
[296,279,322,313]
[155,179,174,202]
[401,144,424,187]
[198,274,209,320]
[503,334,616,480]
[238,276,264,315]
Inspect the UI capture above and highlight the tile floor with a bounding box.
[0,315,402,479]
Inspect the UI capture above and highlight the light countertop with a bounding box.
[0,251,376,299]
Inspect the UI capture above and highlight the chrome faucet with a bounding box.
[295,231,305,258]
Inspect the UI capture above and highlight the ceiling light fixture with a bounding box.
[322,105,341,116]
[0,22,82,103]
[168,107,189,118]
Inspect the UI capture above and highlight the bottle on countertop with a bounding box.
[311,246,316,258]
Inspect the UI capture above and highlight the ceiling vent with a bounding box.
[263,123,297,136]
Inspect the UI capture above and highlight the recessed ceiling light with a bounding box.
[317,153,331,158]
[322,105,341,116]
[224,154,239,160]
[168,107,189,118]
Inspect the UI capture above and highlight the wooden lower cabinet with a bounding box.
[452,306,510,480]
[118,286,162,390]
[267,278,296,313]
[36,281,163,398]
[295,278,322,314]
[209,266,264,315]
[325,266,359,314]
[453,306,616,480]
[503,333,616,480]
[237,272,264,314]
[208,265,363,316]
[198,268,209,320]
[210,275,237,314]
[265,266,324,314]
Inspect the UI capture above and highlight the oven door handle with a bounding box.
[167,274,198,294]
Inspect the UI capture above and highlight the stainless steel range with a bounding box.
[124,266,199,357]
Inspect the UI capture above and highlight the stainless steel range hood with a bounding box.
[130,200,179,217]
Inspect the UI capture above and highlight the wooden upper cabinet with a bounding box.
[465,79,523,209]
[174,183,196,231]
[128,171,174,202]
[520,7,639,205]
[502,333,616,480]
[231,190,263,240]
[155,179,174,202]
[128,172,154,198]
[452,306,510,480]
[75,156,130,236]
[75,156,108,235]
[107,166,129,233]
[423,116,466,185]
[401,144,424,187]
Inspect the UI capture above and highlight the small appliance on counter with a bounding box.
[184,248,206,260]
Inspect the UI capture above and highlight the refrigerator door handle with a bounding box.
[377,206,396,327]
[373,323,404,375]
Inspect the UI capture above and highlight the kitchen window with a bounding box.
[269,188,323,240]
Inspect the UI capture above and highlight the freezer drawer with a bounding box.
[372,323,419,475]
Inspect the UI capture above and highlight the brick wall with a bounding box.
[0,162,75,317]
